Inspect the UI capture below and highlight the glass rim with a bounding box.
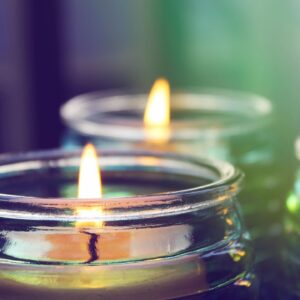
[60,88,273,141]
[0,149,243,222]
[295,136,300,160]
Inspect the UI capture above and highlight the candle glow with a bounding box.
[144,78,171,144]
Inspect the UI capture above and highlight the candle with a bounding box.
[60,80,272,161]
[60,82,285,262]
[0,149,257,299]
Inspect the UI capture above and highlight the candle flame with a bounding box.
[144,78,171,144]
[78,143,102,198]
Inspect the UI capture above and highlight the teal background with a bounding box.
[152,1,299,164]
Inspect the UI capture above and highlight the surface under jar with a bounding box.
[60,89,287,260]
[0,150,256,300]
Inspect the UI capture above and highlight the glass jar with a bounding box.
[60,89,285,259]
[0,149,257,299]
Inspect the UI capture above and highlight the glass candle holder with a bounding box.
[60,89,284,257]
[0,149,257,300]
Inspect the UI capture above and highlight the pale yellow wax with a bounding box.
[0,253,208,300]
[3,224,192,262]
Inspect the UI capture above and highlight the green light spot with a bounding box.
[286,192,300,213]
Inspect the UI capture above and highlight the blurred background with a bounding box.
[0,0,299,159]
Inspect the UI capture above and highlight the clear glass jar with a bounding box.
[60,89,284,258]
[0,149,257,299]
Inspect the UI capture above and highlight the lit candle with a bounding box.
[0,149,255,299]
[2,144,193,263]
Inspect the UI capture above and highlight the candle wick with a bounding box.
[81,231,99,263]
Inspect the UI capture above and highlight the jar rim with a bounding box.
[0,149,243,222]
[60,88,272,142]
[295,136,300,160]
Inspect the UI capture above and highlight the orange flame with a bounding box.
[78,143,102,198]
[77,143,102,227]
[144,78,171,144]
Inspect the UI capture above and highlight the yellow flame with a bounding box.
[144,78,171,144]
[77,143,103,227]
[78,143,102,198]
